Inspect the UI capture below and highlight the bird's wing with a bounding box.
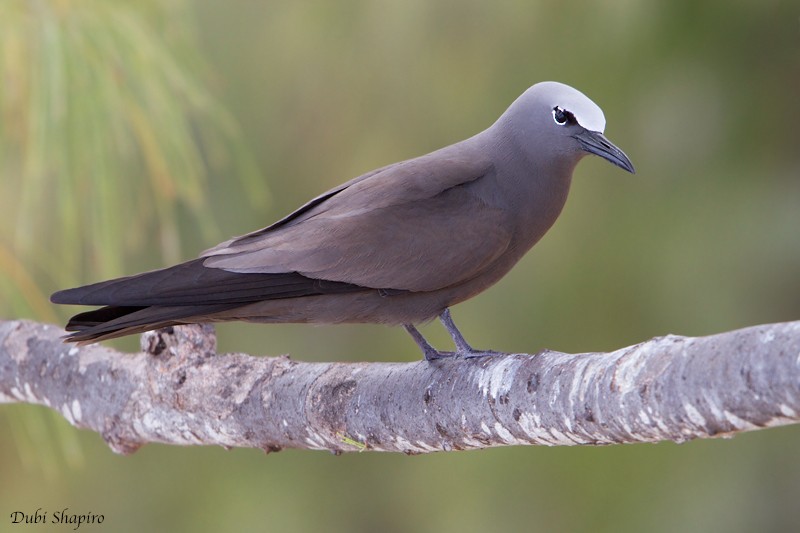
[50,258,364,307]
[202,149,513,292]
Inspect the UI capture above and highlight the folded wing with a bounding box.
[204,150,513,292]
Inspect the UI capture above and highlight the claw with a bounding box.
[404,308,500,361]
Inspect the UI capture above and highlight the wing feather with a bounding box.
[204,147,512,292]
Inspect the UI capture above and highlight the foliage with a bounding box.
[0,0,266,320]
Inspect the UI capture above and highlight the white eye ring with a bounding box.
[552,107,568,125]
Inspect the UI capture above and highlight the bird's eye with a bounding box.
[552,107,570,125]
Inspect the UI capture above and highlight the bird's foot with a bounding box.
[424,348,502,361]
[405,324,450,361]
[456,348,503,359]
[423,349,456,361]
[438,309,500,359]
[405,315,504,361]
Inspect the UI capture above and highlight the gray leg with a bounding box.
[403,324,454,361]
[438,308,499,359]
[438,308,475,353]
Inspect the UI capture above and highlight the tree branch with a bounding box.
[1,319,798,454]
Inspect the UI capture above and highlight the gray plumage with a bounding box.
[51,81,634,360]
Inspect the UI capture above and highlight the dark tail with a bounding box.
[60,303,242,344]
[52,258,364,343]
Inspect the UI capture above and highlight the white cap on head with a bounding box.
[537,81,606,133]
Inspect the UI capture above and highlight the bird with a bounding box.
[51,81,634,360]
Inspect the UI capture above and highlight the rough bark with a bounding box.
[0,319,798,455]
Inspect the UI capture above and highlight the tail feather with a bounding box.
[62,303,243,344]
[65,306,147,331]
[51,258,362,307]
[52,257,368,343]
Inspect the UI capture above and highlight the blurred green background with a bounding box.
[2,1,799,531]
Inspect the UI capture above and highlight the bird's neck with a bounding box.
[478,127,577,251]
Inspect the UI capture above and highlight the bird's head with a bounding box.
[498,81,635,174]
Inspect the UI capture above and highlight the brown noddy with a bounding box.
[51,81,634,360]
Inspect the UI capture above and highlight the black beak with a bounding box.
[574,129,635,174]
